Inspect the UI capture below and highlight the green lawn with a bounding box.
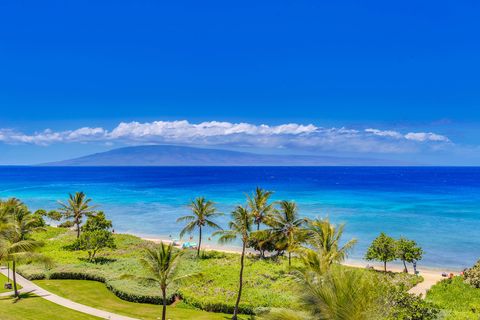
[0,273,21,293]
[34,279,251,320]
[0,293,99,320]
[18,227,420,315]
[427,276,480,320]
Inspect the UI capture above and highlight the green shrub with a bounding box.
[427,276,480,319]
[464,260,480,288]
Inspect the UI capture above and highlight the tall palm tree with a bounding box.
[213,205,253,320]
[303,218,357,274]
[140,242,184,320]
[0,207,44,297]
[269,201,307,267]
[247,187,274,230]
[58,192,95,238]
[176,197,222,257]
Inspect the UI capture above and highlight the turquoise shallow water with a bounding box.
[1,166,479,270]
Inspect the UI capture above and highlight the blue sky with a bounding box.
[0,1,479,165]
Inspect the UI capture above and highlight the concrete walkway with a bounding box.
[0,267,138,320]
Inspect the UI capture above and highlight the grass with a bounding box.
[0,272,22,293]
[34,279,251,320]
[427,276,480,320]
[0,293,99,320]
[17,227,421,315]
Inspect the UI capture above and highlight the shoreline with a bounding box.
[139,234,461,275]
[140,234,458,296]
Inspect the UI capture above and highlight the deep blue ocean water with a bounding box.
[1,166,479,270]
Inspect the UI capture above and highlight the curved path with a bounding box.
[0,267,138,320]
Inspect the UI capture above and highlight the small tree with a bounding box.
[47,210,64,223]
[141,242,185,320]
[396,237,423,273]
[75,212,115,261]
[77,229,115,262]
[365,233,396,272]
[81,211,112,233]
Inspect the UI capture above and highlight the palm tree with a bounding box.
[140,242,184,320]
[58,192,95,238]
[303,218,357,274]
[213,205,253,320]
[269,201,307,267]
[247,187,274,230]
[261,268,383,320]
[300,267,383,320]
[0,207,44,297]
[176,197,222,257]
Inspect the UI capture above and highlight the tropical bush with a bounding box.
[385,287,439,320]
[464,260,480,288]
[427,277,480,320]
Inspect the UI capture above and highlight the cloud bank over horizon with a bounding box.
[0,120,452,155]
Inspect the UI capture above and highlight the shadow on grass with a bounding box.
[78,257,117,264]
[0,292,41,304]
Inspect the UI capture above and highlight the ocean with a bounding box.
[1,166,479,270]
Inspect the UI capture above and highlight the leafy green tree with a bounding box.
[247,187,274,230]
[177,197,222,257]
[214,205,253,320]
[365,233,397,272]
[70,212,115,260]
[77,230,115,262]
[396,237,423,273]
[46,210,63,222]
[81,211,113,232]
[247,229,278,258]
[303,218,357,274]
[269,201,307,266]
[140,242,185,320]
[58,192,96,238]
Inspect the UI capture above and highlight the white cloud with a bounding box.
[404,132,450,142]
[365,128,403,139]
[0,120,451,154]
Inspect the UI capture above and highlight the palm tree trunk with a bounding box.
[384,261,387,272]
[232,242,246,320]
[403,260,408,273]
[162,286,167,320]
[257,222,260,231]
[288,252,291,267]
[197,226,202,257]
[12,260,18,297]
[76,217,80,239]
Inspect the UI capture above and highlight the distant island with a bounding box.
[41,145,407,166]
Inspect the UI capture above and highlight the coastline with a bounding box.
[139,234,460,274]
[140,233,458,296]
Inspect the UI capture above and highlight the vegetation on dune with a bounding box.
[427,276,480,320]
